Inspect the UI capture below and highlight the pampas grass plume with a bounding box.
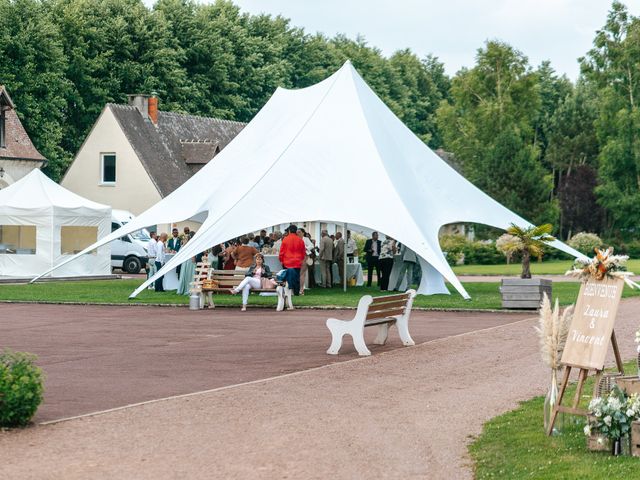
[535,293,574,370]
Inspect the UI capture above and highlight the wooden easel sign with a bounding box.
[547,277,625,435]
[561,276,624,370]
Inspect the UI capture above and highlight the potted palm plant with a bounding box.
[500,223,555,309]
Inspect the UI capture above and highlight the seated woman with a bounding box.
[230,253,275,311]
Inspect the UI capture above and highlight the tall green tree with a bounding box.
[545,83,601,237]
[1,0,451,182]
[387,51,450,147]
[533,61,572,163]
[51,0,187,158]
[436,40,557,225]
[0,0,71,180]
[581,1,640,234]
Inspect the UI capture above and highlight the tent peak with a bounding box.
[340,59,357,73]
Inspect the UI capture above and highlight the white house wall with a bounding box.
[61,106,162,216]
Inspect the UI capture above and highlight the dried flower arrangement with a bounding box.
[565,247,640,289]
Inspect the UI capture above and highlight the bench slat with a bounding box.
[370,293,410,304]
[366,299,408,310]
[364,318,397,327]
[365,308,405,320]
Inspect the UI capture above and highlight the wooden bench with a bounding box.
[201,269,293,311]
[325,289,417,356]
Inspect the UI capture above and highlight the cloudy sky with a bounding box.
[225,0,639,80]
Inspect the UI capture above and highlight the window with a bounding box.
[0,225,36,254]
[101,153,116,184]
[0,110,5,148]
[61,226,98,255]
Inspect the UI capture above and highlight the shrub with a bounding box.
[627,241,640,258]
[439,234,467,254]
[439,234,468,265]
[541,244,574,261]
[439,235,505,265]
[567,232,603,255]
[0,350,44,427]
[616,240,640,259]
[462,241,504,265]
[495,234,523,263]
[352,233,367,265]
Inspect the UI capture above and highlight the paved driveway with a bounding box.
[0,303,529,422]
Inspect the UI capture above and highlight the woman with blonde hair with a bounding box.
[230,253,275,311]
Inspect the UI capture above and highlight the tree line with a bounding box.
[0,0,637,240]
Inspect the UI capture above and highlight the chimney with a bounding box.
[127,93,159,125]
[148,92,158,125]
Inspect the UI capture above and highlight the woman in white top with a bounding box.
[230,253,273,311]
[297,228,314,295]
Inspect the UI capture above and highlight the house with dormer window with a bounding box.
[61,94,245,232]
[0,86,47,189]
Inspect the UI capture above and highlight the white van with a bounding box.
[111,209,150,274]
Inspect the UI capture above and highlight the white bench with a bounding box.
[326,289,417,356]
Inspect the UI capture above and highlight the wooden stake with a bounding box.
[611,330,625,375]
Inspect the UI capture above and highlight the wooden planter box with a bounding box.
[615,376,640,396]
[632,421,640,457]
[587,433,611,452]
[500,278,552,309]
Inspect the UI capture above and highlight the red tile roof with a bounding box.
[0,86,46,163]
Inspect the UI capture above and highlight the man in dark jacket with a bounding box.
[364,231,382,287]
[167,228,182,252]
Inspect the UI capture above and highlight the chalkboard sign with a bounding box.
[560,276,624,370]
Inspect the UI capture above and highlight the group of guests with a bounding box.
[362,231,418,291]
[146,224,419,307]
[210,227,316,290]
[317,230,357,288]
[146,226,195,292]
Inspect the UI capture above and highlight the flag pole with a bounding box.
[344,223,348,292]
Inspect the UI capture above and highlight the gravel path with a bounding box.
[0,304,527,422]
[1,298,639,479]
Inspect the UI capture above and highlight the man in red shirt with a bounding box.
[279,224,306,295]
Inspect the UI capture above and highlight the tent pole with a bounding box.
[343,223,347,292]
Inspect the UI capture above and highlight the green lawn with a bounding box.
[1,279,639,309]
[470,361,640,479]
[453,259,640,276]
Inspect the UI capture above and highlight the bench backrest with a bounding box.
[210,269,247,288]
[365,292,411,320]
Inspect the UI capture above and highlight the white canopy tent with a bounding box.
[33,61,583,295]
[0,169,111,277]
